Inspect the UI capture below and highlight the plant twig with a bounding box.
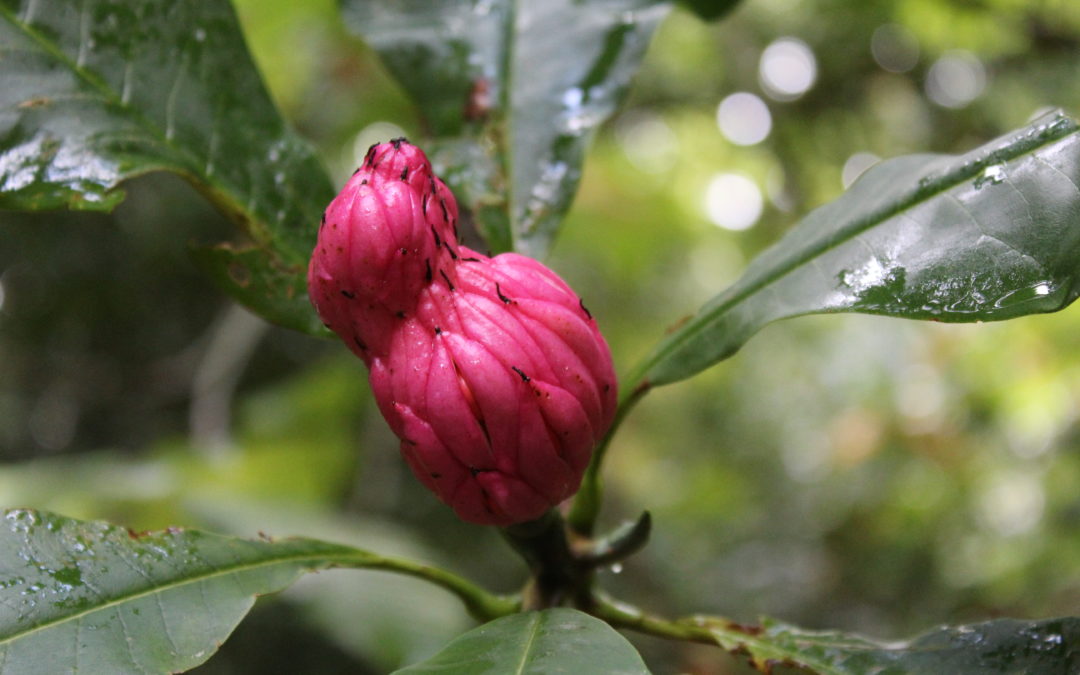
[336,552,520,622]
[587,590,719,645]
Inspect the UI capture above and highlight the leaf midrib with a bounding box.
[0,539,367,646]
[512,612,542,675]
[639,118,1080,384]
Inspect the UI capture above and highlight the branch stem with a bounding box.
[588,591,720,645]
[336,552,520,622]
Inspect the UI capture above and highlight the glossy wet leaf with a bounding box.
[704,615,1080,674]
[0,0,334,333]
[635,110,1080,388]
[0,509,377,673]
[340,0,670,258]
[394,608,651,675]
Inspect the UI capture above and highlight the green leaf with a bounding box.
[0,0,334,334]
[0,508,372,674]
[393,608,651,675]
[704,615,1080,674]
[635,110,1080,389]
[340,0,670,257]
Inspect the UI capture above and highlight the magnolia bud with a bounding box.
[309,139,617,526]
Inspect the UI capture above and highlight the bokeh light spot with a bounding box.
[704,173,763,231]
[759,37,817,101]
[615,112,678,174]
[925,50,986,109]
[717,92,772,146]
[870,24,919,73]
[978,473,1045,537]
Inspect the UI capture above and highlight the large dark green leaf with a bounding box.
[705,615,1080,674]
[0,509,374,673]
[635,110,1080,389]
[393,608,651,674]
[0,0,334,333]
[340,0,670,257]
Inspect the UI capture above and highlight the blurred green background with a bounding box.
[2,0,1080,672]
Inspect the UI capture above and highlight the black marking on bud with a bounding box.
[396,311,407,319]
[422,192,429,213]
[477,418,493,448]
[434,326,442,335]
[430,472,442,479]
[425,259,433,283]
[322,322,332,329]
[463,256,481,263]
[446,245,458,260]
[439,269,455,292]
[496,283,510,304]
[364,143,378,166]
[400,166,409,181]
[361,179,368,185]
[579,298,592,319]
[340,290,355,299]
[429,175,438,195]
[469,467,480,477]
[352,167,361,176]
[321,212,326,225]
[439,198,450,223]
[391,137,407,149]
[400,247,409,255]
[353,336,367,350]
[511,366,530,382]
[430,224,442,248]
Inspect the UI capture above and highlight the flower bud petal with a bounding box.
[308,139,617,526]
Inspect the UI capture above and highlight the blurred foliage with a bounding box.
[2,0,1080,672]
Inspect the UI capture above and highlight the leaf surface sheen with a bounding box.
[0,509,371,674]
[639,111,1080,387]
[0,0,334,333]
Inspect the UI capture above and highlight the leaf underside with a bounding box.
[0,0,334,333]
[638,111,1080,388]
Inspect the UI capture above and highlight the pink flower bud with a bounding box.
[309,139,617,526]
